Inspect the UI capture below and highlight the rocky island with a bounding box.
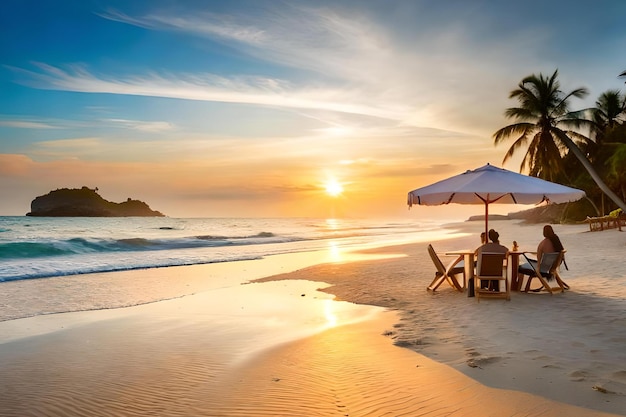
[27,187,165,217]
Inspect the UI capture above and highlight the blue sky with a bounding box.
[1,0,625,218]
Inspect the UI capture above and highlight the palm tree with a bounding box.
[493,69,626,212]
[598,118,626,204]
[590,90,626,145]
[606,143,626,202]
[581,90,626,163]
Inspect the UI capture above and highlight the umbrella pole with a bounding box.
[484,201,489,238]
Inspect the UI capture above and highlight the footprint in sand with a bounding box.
[467,356,503,368]
[568,370,589,382]
[611,370,626,382]
[541,364,563,370]
[465,349,480,358]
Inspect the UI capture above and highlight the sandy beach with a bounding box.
[1,220,625,416]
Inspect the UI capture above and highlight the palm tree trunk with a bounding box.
[584,196,601,217]
[555,130,626,212]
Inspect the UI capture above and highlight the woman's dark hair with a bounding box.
[543,225,564,252]
[488,229,499,243]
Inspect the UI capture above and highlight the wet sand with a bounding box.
[0,220,624,416]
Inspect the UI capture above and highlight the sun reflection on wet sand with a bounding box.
[323,298,338,327]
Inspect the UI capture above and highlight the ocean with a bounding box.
[0,216,462,283]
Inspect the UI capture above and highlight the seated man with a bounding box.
[476,229,509,290]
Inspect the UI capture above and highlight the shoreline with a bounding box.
[0,247,405,324]
[1,220,625,415]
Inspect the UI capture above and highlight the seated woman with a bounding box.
[518,225,567,290]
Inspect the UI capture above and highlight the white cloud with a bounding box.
[12,63,406,122]
[0,120,58,129]
[104,118,176,132]
[10,3,592,142]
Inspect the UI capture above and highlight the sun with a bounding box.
[325,179,344,197]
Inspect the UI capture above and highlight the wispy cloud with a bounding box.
[98,4,384,79]
[0,120,58,129]
[8,3,553,137]
[32,138,104,160]
[10,63,406,122]
[0,114,175,134]
[104,118,176,132]
[99,9,267,44]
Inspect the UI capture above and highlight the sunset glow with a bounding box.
[325,179,344,197]
[0,1,622,218]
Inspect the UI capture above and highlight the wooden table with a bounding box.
[509,251,525,291]
[445,250,476,297]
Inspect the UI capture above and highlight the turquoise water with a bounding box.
[0,216,459,282]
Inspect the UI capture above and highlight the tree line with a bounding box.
[494,69,626,217]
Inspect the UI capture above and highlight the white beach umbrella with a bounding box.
[407,163,586,236]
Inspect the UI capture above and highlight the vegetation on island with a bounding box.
[27,186,165,217]
[493,69,626,223]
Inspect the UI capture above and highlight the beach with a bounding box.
[1,220,625,416]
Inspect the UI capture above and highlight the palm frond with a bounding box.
[568,108,592,119]
[504,107,536,120]
[559,114,593,131]
[502,135,529,164]
[493,123,533,144]
[548,129,571,156]
[567,130,592,147]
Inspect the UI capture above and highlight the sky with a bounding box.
[1,0,625,219]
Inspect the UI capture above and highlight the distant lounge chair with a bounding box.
[474,252,510,301]
[518,250,567,294]
[427,244,465,292]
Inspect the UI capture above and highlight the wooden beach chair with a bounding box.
[426,244,465,292]
[474,252,509,302]
[519,250,567,294]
